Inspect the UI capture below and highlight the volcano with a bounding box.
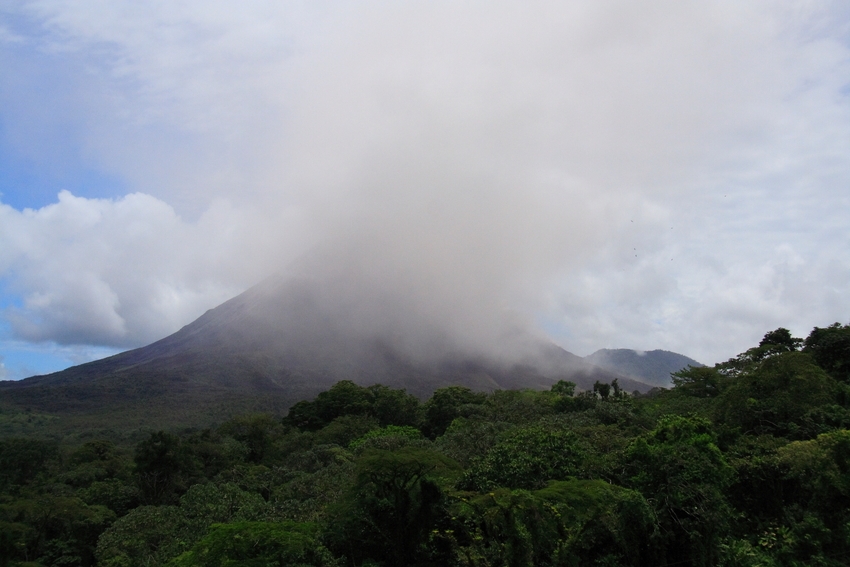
[0,277,650,434]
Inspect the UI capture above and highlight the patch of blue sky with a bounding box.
[0,6,42,38]
[0,134,128,211]
[0,280,23,311]
[0,342,71,380]
[0,12,129,210]
[0,338,122,381]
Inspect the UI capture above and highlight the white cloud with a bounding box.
[0,191,308,346]
[0,1,848,364]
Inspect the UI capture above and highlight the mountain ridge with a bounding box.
[584,348,703,388]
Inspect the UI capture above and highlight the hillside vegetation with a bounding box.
[1,323,849,566]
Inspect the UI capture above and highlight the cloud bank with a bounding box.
[0,1,848,369]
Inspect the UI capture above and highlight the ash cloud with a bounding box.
[0,2,848,366]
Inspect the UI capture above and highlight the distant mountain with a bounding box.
[584,348,703,388]
[0,277,651,437]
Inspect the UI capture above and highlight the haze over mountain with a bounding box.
[0,276,653,434]
[1,4,848,382]
[584,349,703,388]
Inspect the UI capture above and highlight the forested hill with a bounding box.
[585,348,703,387]
[0,322,849,566]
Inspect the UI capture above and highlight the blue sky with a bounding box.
[0,142,126,211]
[1,1,849,380]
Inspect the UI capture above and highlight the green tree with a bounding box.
[95,505,186,567]
[348,425,422,450]
[716,352,840,437]
[96,482,269,567]
[718,328,803,378]
[804,323,850,383]
[325,447,460,566]
[772,429,850,562]
[593,380,611,401]
[284,381,372,431]
[435,417,513,468]
[448,479,654,567]
[285,381,422,431]
[368,384,423,428]
[0,437,58,491]
[283,399,326,431]
[184,428,248,479]
[0,520,30,567]
[672,366,723,398]
[134,431,199,505]
[423,386,487,438]
[460,425,584,491]
[60,440,134,494]
[483,389,555,425]
[760,328,803,352]
[218,414,285,464]
[272,459,356,523]
[312,414,379,447]
[625,415,733,566]
[450,488,554,567]
[550,380,576,397]
[536,479,655,566]
[0,495,115,566]
[611,377,622,398]
[552,380,598,413]
[723,434,789,533]
[166,521,339,567]
[315,380,373,422]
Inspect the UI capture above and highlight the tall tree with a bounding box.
[625,415,733,566]
[804,323,850,383]
[325,447,459,566]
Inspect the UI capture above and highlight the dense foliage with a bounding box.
[1,322,850,566]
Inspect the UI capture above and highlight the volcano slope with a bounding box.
[0,277,648,439]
